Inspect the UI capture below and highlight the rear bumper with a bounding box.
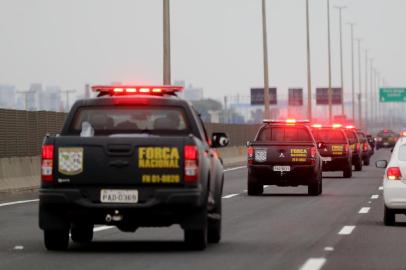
[248,164,317,186]
[384,180,406,209]
[321,156,350,171]
[39,187,206,230]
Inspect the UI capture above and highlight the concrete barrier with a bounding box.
[0,156,40,193]
[0,147,247,193]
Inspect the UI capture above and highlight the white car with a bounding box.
[376,137,406,226]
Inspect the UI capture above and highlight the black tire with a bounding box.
[44,230,69,251]
[308,172,322,196]
[384,206,396,226]
[247,176,263,196]
[208,189,222,244]
[364,158,370,166]
[184,225,208,250]
[354,157,363,171]
[71,224,93,244]
[343,163,353,178]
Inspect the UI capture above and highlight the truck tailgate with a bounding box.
[250,142,316,165]
[54,136,191,186]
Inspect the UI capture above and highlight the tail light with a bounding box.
[184,145,199,183]
[363,142,369,152]
[247,146,254,165]
[310,146,317,158]
[356,143,361,152]
[41,145,54,183]
[387,167,402,180]
[344,144,350,154]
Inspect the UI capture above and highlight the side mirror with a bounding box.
[317,142,327,149]
[211,132,229,148]
[375,160,388,169]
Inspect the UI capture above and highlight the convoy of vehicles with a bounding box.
[39,83,389,251]
[39,85,229,251]
[376,129,399,149]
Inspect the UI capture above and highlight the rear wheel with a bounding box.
[247,175,263,196]
[354,157,363,171]
[364,157,370,166]
[185,226,208,250]
[343,163,353,178]
[384,206,396,226]
[71,224,93,244]
[308,173,322,196]
[208,191,222,244]
[44,230,69,251]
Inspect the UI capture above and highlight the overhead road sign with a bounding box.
[251,88,277,105]
[379,88,406,102]
[316,88,342,105]
[288,88,303,106]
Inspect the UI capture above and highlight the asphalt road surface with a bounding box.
[0,149,401,270]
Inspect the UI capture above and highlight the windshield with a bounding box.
[258,126,313,142]
[70,106,190,135]
[312,129,347,143]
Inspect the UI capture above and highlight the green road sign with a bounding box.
[379,88,406,102]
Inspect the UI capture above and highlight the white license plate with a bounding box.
[322,157,332,162]
[100,189,138,203]
[273,166,291,172]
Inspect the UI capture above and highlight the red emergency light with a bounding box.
[263,119,310,125]
[92,85,183,96]
[312,124,323,128]
[332,124,343,128]
[345,125,355,129]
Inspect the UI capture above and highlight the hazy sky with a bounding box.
[0,0,405,101]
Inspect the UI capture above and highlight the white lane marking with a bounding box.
[224,166,246,172]
[338,226,356,235]
[379,186,383,190]
[359,207,370,214]
[222,194,239,199]
[243,189,247,192]
[368,201,372,204]
[299,258,326,270]
[13,246,24,250]
[371,195,379,199]
[93,226,114,232]
[324,246,334,252]
[0,199,39,207]
[264,185,269,188]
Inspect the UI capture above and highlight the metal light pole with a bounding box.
[262,0,271,119]
[163,0,171,85]
[335,6,347,116]
[369,58,374,124]
[327,0,333,123]
[348,23,355,122]
[364,50,369,126]
[61,90,76,112]
[356,38,363,127]
[306,0,312,121]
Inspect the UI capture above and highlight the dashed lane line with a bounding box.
[324,246,334,252]
[224,166,246,172]
[379,186,383,190]
[299,258,326,270]
[93,226,114,232]
[371,195,379,199]
[358,207,370,214]
[0,199,39,207]
[338,226,356,235]
[222,194,239,199]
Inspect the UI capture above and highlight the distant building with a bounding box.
[183,84,203,101]
[0,85,16,109]
[26,83,43,111]
[40,86,61,111]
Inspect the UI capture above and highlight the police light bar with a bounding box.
[345,125,355,129]
[91,85,184,96]
[332,124,343,128]
[263,119,310,125]
[311,124,323,128]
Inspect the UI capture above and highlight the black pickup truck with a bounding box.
[247,120,323,196]
[39,85,229,251]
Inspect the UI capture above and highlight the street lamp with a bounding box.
[364,50,369,126]
[356,38,363,127]
[327,0,333,123]
[348,22,355,123]
[334,6,347,116]
[163,0,171,85]
[261,0,271,119]
[306,0,312,121]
